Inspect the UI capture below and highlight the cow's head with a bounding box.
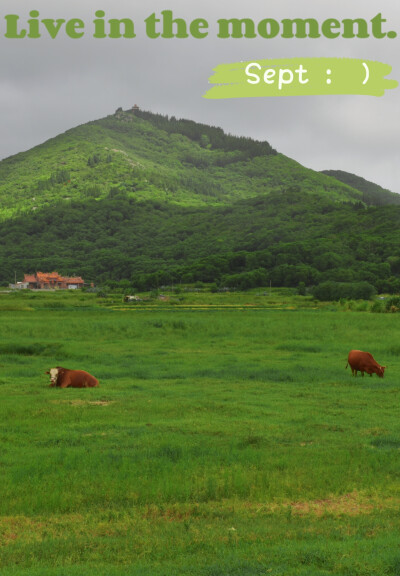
[46,367,59,387]
[374,365,386,378]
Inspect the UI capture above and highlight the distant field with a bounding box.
[1,292,400,575]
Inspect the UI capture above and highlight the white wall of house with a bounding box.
[9,282,29,289]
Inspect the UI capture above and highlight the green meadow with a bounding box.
[1,291,400,575]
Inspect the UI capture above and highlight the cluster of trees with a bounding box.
[313,281,377,301]
[87,153,112,167]
[322,170,400,207]
[134,109,277,159]
[36,169,70,191]
[87,154,101,167]
[144,169,225,199]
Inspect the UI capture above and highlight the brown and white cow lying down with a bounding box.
[346,350,386,378]
[46,367,99,388]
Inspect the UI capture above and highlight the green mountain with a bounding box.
[0,109,399,293]
[0,108,363,220]
[321,170,400,206]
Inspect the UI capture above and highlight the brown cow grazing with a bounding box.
[346,350,386,378]
[46,367,99,388]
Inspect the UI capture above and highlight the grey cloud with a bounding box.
[0,0,398,191]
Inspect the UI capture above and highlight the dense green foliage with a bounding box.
[313,281,377,301]
[134,109,277,159]
[1,292,400,575]
[321,169,400,206]
[1,188,400,293]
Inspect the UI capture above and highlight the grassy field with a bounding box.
[1,291,400,575]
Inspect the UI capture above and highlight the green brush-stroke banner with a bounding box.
[204,57,398,98]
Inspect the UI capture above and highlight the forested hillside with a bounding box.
[1,188,400,293]
[0,108,362,220]
[321,170,400,206]
[0,108,399,293]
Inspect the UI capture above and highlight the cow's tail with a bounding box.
[345,362,348,370]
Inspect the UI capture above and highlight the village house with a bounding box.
[14,272,85,290]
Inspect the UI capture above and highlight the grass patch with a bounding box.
[1,292,400,574]
[0,342,64,356]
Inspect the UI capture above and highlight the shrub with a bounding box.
[297,282,306,296]
[370,300,385,313]
[313,281,376,301]
[385,296,400,312]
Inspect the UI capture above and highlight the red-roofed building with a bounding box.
[23,275,37,289]
[22,272,84,290]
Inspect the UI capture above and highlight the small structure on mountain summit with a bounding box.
[114,105,139,120]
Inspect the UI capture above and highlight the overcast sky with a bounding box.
[0,0,399,191]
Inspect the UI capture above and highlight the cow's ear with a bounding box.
[45,371,50,374]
